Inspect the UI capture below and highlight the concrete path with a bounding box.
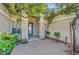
[11,39,69,55]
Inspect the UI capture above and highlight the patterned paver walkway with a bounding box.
[11,38,69,55]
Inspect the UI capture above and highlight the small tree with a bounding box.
[44,9,56,28]
[53,32,61,41]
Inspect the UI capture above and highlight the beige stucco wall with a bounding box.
[49,19,71,43]
[48,14,79,45]
[52,13,75,22]
[0,4,11,32]
[48,14,76,43]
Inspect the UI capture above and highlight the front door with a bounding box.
[28,22,33,37]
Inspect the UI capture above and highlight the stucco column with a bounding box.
[39,14,47,39]
[21,17,28,42]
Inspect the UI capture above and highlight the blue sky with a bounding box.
[47,3,56,9]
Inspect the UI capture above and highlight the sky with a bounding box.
[47,3,56,9]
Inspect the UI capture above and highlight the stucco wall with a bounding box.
[48,14,79,45]
[0,4,11,32]
[48,14,75,43]
[48,19,71,43]
[0,13,11,32]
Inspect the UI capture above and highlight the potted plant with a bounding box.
[53,32,61,42]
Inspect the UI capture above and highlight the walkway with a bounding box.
[11,38,69,55]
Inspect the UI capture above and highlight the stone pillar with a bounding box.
[21,17,28,42]
[39,14,47,39]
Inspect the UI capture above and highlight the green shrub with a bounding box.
[45,30,50,38]
[53,32,61,40]
[0,32,16,54]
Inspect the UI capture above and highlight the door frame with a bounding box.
[28,22,33,37]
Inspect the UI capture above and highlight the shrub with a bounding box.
[0,32,16,54]
[45,30,50,38]
[53,32,61,40]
